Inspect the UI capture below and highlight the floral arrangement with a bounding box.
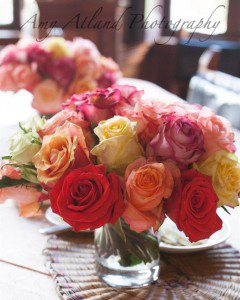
[0,37,121,115]
[0,84,239,243]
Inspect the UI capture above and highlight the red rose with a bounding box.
[165,169,222,242]
[50,164,125,231]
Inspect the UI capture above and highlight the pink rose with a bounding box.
[116,98,163,148]
[46,57,76,88]
[40,109,85,136]
[155,101,201,118]
[0,163,41,217]
[0,63,41,92]
[112,86,146,131]
[0,44,27,65]
[32,79,64,114]
[0,185,42,217]
[27,43,53,76]
[98,57,122,87]
[147,115,205,167]
[188,106,236,160]
[39,109,94,148]
[136,99,164,147]
[64,88,121,124]
[114,84,144,106]
[97,71,118,88]
[0,163,21,180]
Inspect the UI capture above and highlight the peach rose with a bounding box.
[32,122,90,186]
[32,79,65,115]
[189,106,236,160]
[67,76,97,96]
[0,185,42,217]
[40,109,94,148]
[75,57,100,79]
[122,157,179,232]
[0,63,41,92]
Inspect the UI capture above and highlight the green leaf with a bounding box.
[1,156,12,160]
[0,176,42,192]
[30,138,42,145]
[1,163,19,170]
[18,163,36,170]
[0,176,30,189]
[222,205,231,215]
[129,254,143,266]
[19,122,28,134]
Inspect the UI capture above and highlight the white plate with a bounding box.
[46,207,231,253]
[159,216,231,253]
[45,207,69,226]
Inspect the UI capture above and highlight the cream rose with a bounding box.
[9,132,41,165]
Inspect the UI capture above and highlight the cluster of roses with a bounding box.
[0,37,121,115]
[1,84,240,242]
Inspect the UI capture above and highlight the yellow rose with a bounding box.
[45,37,69,58]
[94,116,136,141]
[91,116,143,175]
[194,150,240,207]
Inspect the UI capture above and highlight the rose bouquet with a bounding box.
[0,37,121,115]
[1,84,240,287]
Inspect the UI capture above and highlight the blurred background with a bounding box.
[1,0,240,127]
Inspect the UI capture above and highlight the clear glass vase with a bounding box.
[95,218,160,288]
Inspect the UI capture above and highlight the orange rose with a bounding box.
[67,76,97,96]
[75,57,100,79]
[122,157,179,232]
[32,122,90,186]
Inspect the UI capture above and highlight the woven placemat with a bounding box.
[44,233,240,300]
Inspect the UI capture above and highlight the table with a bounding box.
[0,83,239,300]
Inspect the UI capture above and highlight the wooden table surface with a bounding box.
[0,85,240,300]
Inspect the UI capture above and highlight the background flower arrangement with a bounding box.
[0,37,122,115]
[0,84,239,240]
